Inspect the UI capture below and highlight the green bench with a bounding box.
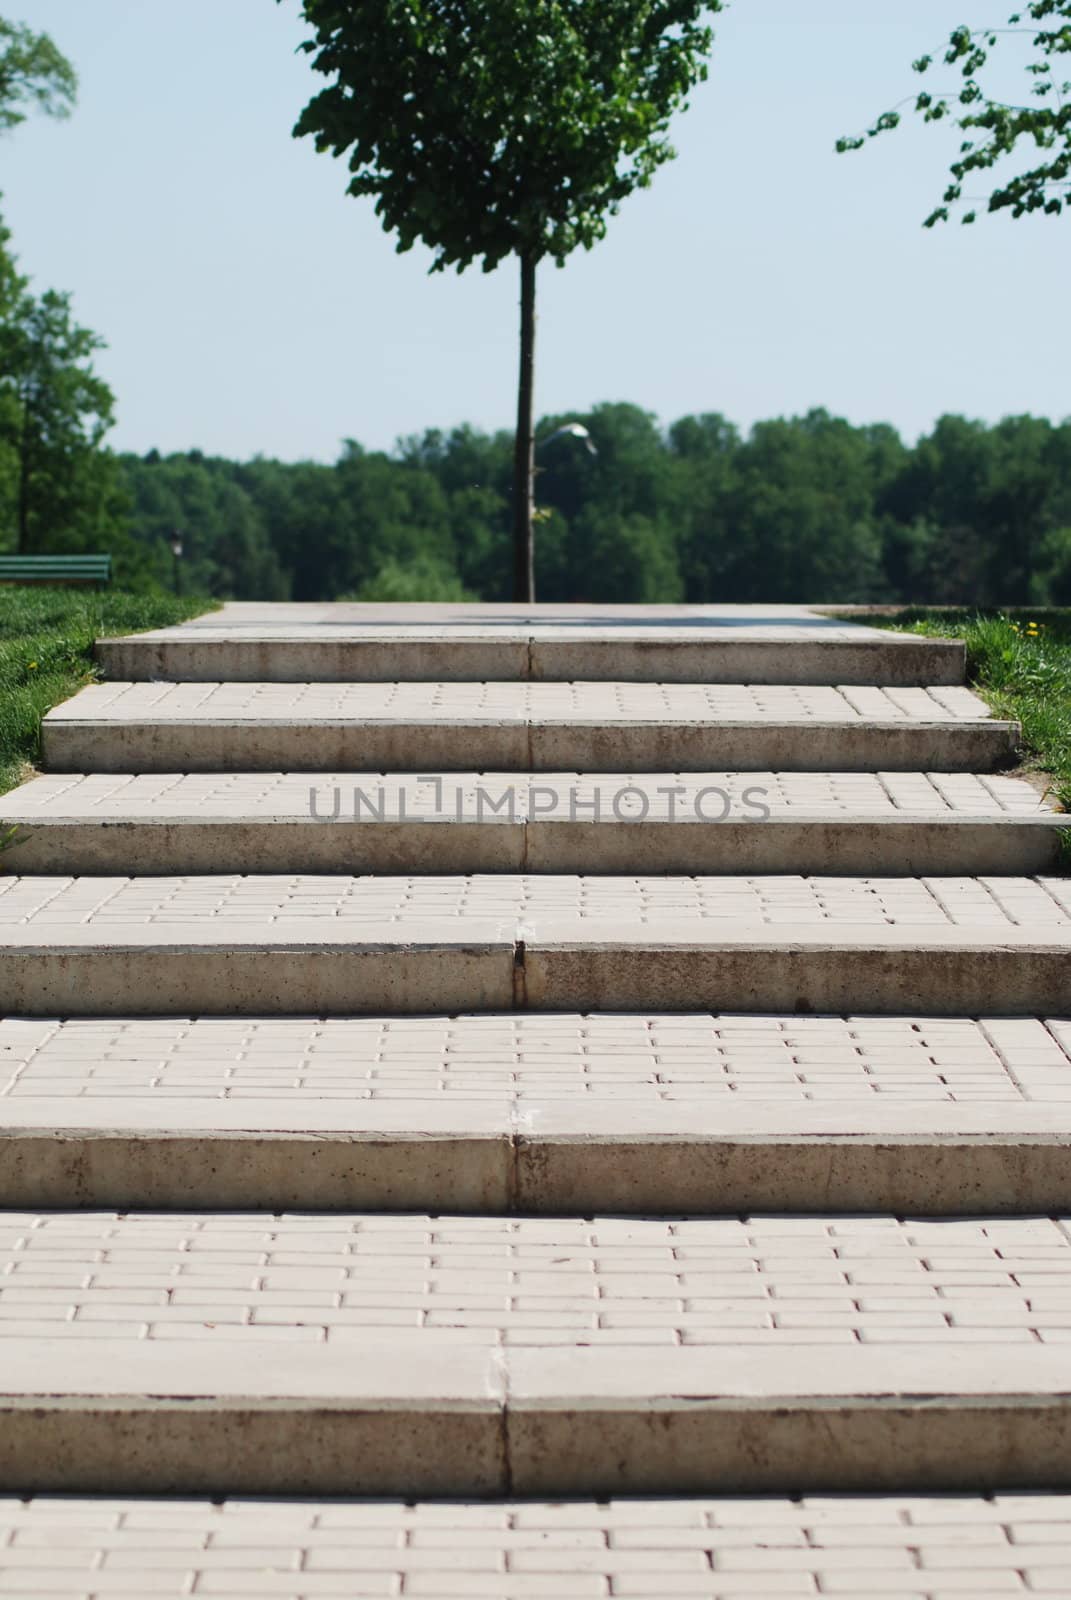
[0,554,112,588]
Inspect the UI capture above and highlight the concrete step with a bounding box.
[97,605,966,685]
[2,1014,1070,1213]
[2,770,1063,876]
[2,771,1062,883]
[1,1493,1067,1597]
[41,682,1018,774]
[2,873,1071,1017]
[0,1210,1069,1495]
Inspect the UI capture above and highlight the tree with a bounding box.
[285,0,720,600]
[0,16,77,134]
[0,208,27,538]
[838,1,1071,224]
[0,26,135,571]
[0,283,117,553]
[0,211,122,558]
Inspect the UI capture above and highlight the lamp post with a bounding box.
[169,531,184,596]
[526,423,598,599]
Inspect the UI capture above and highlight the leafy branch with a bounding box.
[837,0,1071,224]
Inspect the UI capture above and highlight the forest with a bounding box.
[96,406,1071,605]
[4,401,1071,607]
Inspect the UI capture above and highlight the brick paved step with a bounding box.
[2,1014,1070,1213]
[41,682,1018,774]
[2,873,1070,1018]
[2,770,1063,876]
[1,1491,1066,1598]
[97,618,966,686]
[0,1212,1069,1495]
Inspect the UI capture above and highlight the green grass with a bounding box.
[0,588,218,797]
[864,608,1071,811]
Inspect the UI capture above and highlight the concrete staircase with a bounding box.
[0,601,1070,1594]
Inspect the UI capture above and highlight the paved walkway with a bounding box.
[0,601,1069,1591]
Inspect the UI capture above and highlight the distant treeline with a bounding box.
[18,404,1071,604]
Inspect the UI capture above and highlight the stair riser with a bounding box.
[1,944,1066,1017]
[0,1134,509,1213]
[0,948,515,1018]
[506,1401,1071,1498]
[0,1405,500,1498]
[0,1398,1066,1496]
[524,945,1071,1018]
[1,1131,1068,1215]
[4,817,1064,876]
[42,720,1020,774]
[96,635,967,686]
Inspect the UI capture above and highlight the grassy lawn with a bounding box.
[864,608,1071,811]
[0,588,217,797]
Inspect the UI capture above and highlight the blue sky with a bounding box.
[4,0,1067,461]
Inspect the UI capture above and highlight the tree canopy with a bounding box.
[838,0,1071,224]
[289,0,719,272]
[0,16,77,134]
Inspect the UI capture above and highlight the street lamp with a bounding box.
[539,422,598,457]
[529,425,598,602]
[169,531,184,596]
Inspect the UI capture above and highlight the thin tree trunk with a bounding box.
[512,251,537,603]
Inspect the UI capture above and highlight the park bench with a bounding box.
[0,554,112,588]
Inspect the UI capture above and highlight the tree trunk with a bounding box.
[512,251,537,603]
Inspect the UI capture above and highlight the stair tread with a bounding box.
[0,1491,1064,1599]
[2,769,1055,818]
[4,872,1069,932]
[45,680,994,724]
[0,1207,1065,1360]
[102,598,933,632]
[2,1012,1070,1115]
